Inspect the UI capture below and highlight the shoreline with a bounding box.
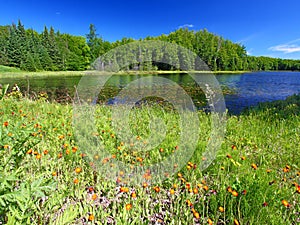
[0,70,250,78]
[1,69,300,78]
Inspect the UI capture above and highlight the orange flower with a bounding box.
[88,214,94,221]
[72,146,77,153]
[226,154,232,158]
[73,178,79,184]
[296,185,300,194]
[136,157,143,162]
[43,149,49,155]
[142,182,148,188]
[208,218,213,225]
[52,171,57,177]
[36,154,42,160]
[242,190,247,195]
[234,219,239,225]
[231,145,237,150]
[251,163,258,170]
[186,199,193,207]
[266,169,272,173]
[58,152,63,158]
[159,148,164,152]
[231,190,239,197]
[75,167,82,174]
[193,211,200,219]
[153,186,160,193]
[27,149,33,154]
[193,188,199,194]
[177,172,182,178]
[169,189,175,195]
[3,121,8,127]
[125,203,132,210]
[218,206,224,213]
[227,186,233,193]
[186,183,191,189]
[241,156,246,161]
[203,185,209,191]
[65,149,70,155]
[131,192,137,198]
[92,193,97,200]
[120,187,129,193]
[281,199,290,207]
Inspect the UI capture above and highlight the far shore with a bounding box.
[1,69,299,78]
[0,70,252,78]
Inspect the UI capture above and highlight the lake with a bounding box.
[0,71,299,114]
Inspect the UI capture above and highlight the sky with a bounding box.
[1,0,300,59]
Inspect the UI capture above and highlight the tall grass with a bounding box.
[0,94,299,224]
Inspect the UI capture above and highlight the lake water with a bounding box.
[0,71,299,114]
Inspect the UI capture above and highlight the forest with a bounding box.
[0,20,300,72]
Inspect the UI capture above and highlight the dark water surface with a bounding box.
[1,71,299,114]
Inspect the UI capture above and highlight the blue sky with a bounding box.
[1,0,300,59]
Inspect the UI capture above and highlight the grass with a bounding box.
[0,66,249,78]
[0,91,299,224]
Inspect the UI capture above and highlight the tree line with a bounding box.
[0,20,299,72]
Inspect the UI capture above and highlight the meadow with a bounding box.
[0,88,299,224]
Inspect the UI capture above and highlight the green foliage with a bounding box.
[0,21,300,72]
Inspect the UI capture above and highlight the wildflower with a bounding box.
[120,187,129,193]
[131,192,137,198]
[153,186,160,193]
[3,121,8,127]
[218,206,224,213]
[52,171,57,177]
[203,185,209,191]
[226,154,232,158]
[125,203,132,210]
[75,167,82,174]
[227,186,233,193]
[88,214,94,221]
[242,190,247,195]
[159,148,164,152]
[231,190,239,197]
[8,132,13,137]
[73,178,79,184]
[234,219,239,225]
[170,189,175,195]
[58,152,63,158]
[36,154,42,160]
[65,149,70,155]
[27,149,33,154]
[142,182,148,188]
[58,135,64,140]
[72,146,77,153]
[281,199,290,207]
[186,200,193,207]
[177,172,182,178]
[92,193,97,201]
[266,169,272,173]
[208,218,213,225]
[193,188,199,194]
[296,185,300,194]
[241,156,246,161]
[231,145,237,150]
[43,149,49,155]
[251,163,258,170]
[262,202,268,207]
[193,211,200,219]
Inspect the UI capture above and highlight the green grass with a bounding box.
[0,93,299,224]
[0,65,21,73]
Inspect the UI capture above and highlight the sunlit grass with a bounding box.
[0,94,299,224]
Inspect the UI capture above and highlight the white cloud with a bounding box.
[178,24,194,29]
[269,38,300,54]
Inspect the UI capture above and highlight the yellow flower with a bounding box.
[125,203,132,210]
